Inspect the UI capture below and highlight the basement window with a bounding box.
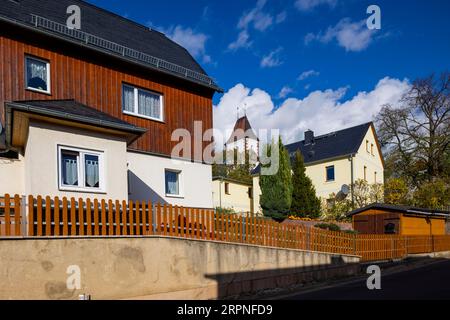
[58,146,105,192]
[25,56,51,94]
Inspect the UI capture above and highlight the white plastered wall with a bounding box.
[127,151,213,208]
[24,121,128,200]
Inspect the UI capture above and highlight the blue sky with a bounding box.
[88,0,450,143]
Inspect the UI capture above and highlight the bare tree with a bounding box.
[376,72,450,187]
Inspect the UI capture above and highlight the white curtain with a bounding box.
[63,156,78,186]
[27,59,47,90]
[85,156,99,188]
[165,171,179,195]
[122,85,135,112]
[138,90,160,118]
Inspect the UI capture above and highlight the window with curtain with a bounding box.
[61,151,79,186]
[85,154,100,188]
[59,147,103,191]
[122,85,135,113]
[122,84,163,121]
[165,170,180,195]
[25,56,50,93]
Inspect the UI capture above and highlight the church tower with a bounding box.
[224,113,259,157]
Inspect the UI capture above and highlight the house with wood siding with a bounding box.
[0,0,221,208]
[347,203,450,235]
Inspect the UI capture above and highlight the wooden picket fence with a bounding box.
[1,194,450,262]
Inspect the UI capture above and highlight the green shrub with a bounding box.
[215,207,236,215]
[315,223,341,232]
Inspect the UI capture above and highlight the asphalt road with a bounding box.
[284,259,450,300]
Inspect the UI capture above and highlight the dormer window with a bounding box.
[25,56,50,94]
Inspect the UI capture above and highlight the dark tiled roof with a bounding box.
[212,176,252,186]
[226,115,259,144]
[251,122,373,175]
[7,99,146,134]
[347,203,450,217]
[285,122,372,163]
[0,0,220,90]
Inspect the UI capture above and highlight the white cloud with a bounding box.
[228,0,285,51]
[260,47,283,68]
[305,18,376,52]
[278,86,293,99]
[213,77,410,146]
[298,69,320,80]
[238,0,273,31]
[228,30,252,51]
[295,0,337,11]
[276,11,287,24]
[161,25,212,63]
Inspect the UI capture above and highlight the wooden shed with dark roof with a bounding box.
[347,203,450,235]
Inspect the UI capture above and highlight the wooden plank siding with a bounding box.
[0,28,214,159]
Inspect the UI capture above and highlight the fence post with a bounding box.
[21,195,28,236]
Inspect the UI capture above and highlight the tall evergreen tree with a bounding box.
[259,136,292,220]
[290,150,321,218]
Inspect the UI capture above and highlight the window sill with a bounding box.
[325,180,336,184]
[123,110,164,123]
[26,87,51,95]
[166,194,184,199]
[59,186,106,194]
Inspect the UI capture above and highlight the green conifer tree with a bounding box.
[259,136,292,220]
[290,150,321,218]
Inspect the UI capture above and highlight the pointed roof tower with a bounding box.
[226,114,259,144]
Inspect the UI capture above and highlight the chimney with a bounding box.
[304,130,314,145]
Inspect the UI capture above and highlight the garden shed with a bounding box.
[347,203,450,235]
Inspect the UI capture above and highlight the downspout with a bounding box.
[350,154,355,209]
[219,177,223,208]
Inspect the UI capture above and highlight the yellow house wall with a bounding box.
[252,125,385,211]
[304,157,353,199]
[212,180,252,214]
[353,127,384,185]
[401,215,446,235]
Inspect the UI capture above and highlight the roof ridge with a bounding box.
[76,0,150,32]
[75,0,196,62]
[285,122,372,147]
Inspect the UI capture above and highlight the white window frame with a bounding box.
[25,55,51,94]
[57,145,106,193]
[164,169,183,198]
[122,84,164,122]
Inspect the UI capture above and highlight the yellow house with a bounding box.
[252,122,385,213]
[212,177,253,214]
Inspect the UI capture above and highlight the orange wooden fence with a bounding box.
[1,194,450,261]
